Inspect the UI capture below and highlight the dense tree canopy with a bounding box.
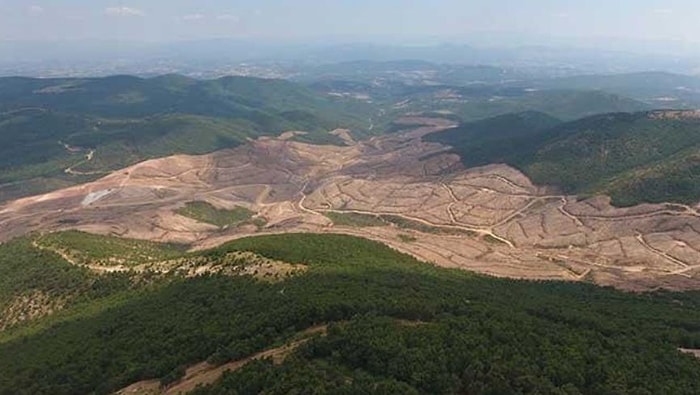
[0,234,698,394]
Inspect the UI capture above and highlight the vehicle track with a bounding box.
[302,200,515,248]
[64,149,105,176]
[558,197,584,226]
[635,234,689,268]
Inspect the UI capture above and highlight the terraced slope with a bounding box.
[2,118,700,290]
[428,110,700,206]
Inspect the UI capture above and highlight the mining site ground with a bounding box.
[2,117,700,291]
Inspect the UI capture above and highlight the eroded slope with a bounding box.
[1,117,700,290]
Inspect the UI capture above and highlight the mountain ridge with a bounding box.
[427,109,700,206]
[0,74,371,202]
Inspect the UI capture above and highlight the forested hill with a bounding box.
[0,232,699,394]
[426,109,700,206]
[0,74,363,121]
[0,75,370,201]
[422,111,562,166]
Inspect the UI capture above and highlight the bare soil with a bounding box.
[2,117,700,290]
[679,348,700,359]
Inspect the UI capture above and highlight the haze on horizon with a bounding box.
[2,0,700,55]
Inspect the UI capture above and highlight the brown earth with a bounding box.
[679,348,700,359]
[1,117,700,291]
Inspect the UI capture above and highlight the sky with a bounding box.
[1,0,700,50]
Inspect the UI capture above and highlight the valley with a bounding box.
[4,4,700,394]
[2,117,699,291]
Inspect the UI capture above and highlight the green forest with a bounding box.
[0,73,659,205]
[427,110,700,206]
[176,201,257,228]
[0,75,371,202]
[0,233,699,394]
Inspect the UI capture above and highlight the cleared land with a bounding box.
[1,117,700,290]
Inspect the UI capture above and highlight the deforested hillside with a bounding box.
[0,75,370,202]
[427,109,700,206]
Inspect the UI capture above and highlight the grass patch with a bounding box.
[250,217,268,230]
[380,214,476,236]
[36,231,187,267]
[483,234,507,245]
[325,212,386,227]
[398,234,417,243]
[176,201,255,228]
[325,211,477,236]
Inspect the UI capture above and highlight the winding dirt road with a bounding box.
[2,118,700,290]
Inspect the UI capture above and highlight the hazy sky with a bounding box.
[2,0,700,47]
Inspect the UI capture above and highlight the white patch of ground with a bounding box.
[81,189,115,206]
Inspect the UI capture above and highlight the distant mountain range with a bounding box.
[302,62,700,108]
[2,40,698,78]
[531,71,700,108]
